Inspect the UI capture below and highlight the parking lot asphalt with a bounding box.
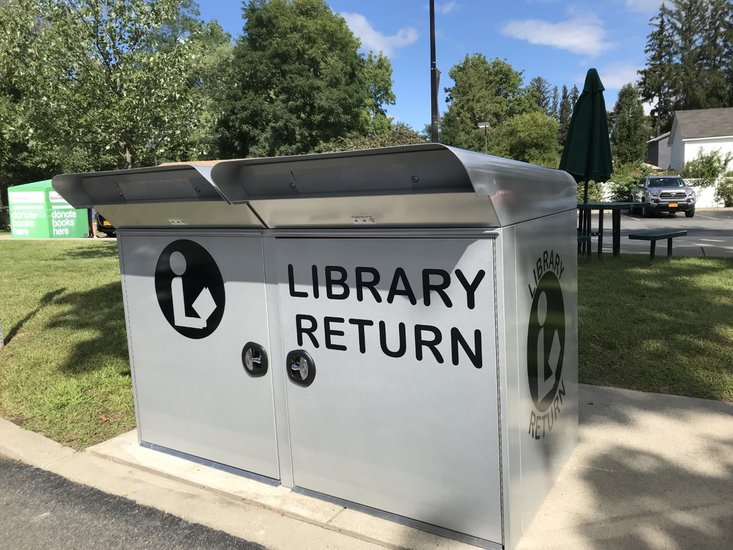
[583,208,733,257]
[0,457,264,550]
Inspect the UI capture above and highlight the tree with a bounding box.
[362,52,396,135]
[216,0,394,158]
[490,111,559,167]
[639,3,677,134]
[439,54,529,151]
[0,0,224,175]
[316,122,424,152]
[570,85,580,108]
[557,85,572,148]
[639,0,733,133]
[550,86,559,119]
[610,84,648,165]
[527,76,552,115]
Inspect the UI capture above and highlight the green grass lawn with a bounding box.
[578,255,733,401]
[0,241,732,449]
[0,240,133,449]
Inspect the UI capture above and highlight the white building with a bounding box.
[669,107,733,171]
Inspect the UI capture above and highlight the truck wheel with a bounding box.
[685,208,695,218]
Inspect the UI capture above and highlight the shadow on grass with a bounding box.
[4,288,66,345]
[62,243,119,260]
[578,256,733,401]
[44,281,130,375]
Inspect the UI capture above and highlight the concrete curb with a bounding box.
[0,417,474,550]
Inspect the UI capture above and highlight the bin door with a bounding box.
[119,233,279,480]
[276,237,502,542]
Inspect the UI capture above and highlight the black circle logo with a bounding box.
[154,240,225,339]
[527,271,565,412]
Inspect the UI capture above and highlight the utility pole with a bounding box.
[429,0,439,142]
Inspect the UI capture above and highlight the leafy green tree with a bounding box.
[216,0,394,158]
[490,111,559,167]
[362,52,397,135]
[610,84,648,165]
[316,122,424,152]
[0,0,223,175]
[607,162,653,202]
[439,54,529,151]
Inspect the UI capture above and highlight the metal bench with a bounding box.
[628,230,687,260]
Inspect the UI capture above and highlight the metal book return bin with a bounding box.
[53,144,578,549]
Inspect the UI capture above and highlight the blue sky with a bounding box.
[198,0,661,131]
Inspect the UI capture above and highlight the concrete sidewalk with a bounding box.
[1,384,731,549]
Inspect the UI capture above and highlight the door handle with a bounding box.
[242,342,268,377]
[286,350,316,387]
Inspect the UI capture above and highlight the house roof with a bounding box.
[674,107,733,139]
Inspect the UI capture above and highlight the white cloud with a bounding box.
[625,0,666,13]
[501,16,613,57]
[341,12,418,57]
[436,1,459,15]
[594,63,642,90]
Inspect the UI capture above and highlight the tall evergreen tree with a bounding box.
[557,85,572,148]
[640,0,733,133]
[610,84,648,165]
[527,76,552,115]
[550,86,559,120]
[699,0,731,107]
[570,85,580,110]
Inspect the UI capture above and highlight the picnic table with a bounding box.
[577,201,649,257]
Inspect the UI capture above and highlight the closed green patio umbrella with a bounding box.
[559,68,613,203]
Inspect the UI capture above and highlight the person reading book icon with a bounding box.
[169,251,217,329]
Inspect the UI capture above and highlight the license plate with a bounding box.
[669,202,678,208]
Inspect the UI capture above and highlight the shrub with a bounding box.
[715,175,733,207]
[605,162,653,201]
[680,149,733,188]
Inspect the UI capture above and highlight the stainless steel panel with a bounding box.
[119,232,279,478]
[52,164,225,207]
[250,192,499,228]
[275,237,502,543]
[99,202,262,229]
[212,144,575,227]
[508,211,578,538]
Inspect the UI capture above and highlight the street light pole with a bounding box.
[477,122,490,154]
[429,0,439,142]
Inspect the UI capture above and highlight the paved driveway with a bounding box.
[585,208,733,258]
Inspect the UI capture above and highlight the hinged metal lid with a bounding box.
[51,163,264,229]
[52,144,576,229]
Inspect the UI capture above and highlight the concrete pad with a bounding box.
[89,429,475,549]
[3,384,732,549]
[329,508,478,549]
[517,385,733,550]
[88,431,344,525]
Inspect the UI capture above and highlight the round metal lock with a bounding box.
[242,342,268,377]
[286,350,316,387]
